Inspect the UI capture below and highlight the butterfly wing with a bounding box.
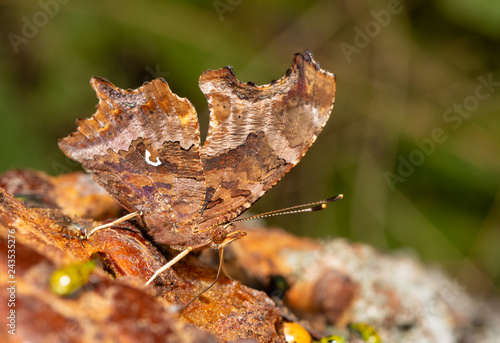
[59,52,336,249]
[58,77,206,219]
[198,51,336,229]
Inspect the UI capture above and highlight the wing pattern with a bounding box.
[59,51,336,249]
[59,77,206,221]
[198,51,336,231]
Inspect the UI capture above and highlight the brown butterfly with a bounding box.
[58,50,337,285]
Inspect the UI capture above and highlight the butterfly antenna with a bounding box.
[178,248,225,318]
[232,194,343,223]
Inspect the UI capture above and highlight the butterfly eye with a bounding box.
[50,260,96,296]
[210,226,227,245]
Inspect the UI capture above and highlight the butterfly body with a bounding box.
[59,51,336,251]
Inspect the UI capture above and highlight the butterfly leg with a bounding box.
[86,211,142,237]
[145,247,193,286]
[221,263,233,280]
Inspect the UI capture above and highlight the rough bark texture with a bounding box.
[1,169,499,342]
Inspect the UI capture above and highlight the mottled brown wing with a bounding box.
[58,77,206,218]
[198,51,336,228]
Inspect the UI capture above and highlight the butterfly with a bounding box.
[58,50,337,285]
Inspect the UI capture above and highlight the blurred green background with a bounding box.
[1,0,499,297]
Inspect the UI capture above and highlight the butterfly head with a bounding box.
[209,224,246,249]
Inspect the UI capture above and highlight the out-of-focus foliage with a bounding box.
[437,0,500,38]
[1,0,499,296]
